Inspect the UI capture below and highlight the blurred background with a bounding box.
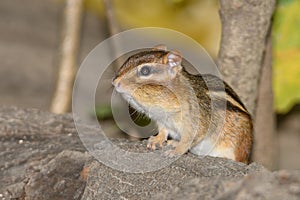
[0,0,299,169]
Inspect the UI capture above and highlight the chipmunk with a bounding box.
[112,45,253,164]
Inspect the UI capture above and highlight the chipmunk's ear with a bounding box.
[164,51,182,78]
[152,44,167,51]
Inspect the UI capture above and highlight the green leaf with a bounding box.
[273,0,300,113]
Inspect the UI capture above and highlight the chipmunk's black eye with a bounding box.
[140,66,151,76]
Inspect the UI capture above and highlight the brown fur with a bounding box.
[132,84,180,111]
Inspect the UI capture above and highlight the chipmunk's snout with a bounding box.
[112,77,121,87]
[112,77,125,93]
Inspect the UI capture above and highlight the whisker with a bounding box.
[134,113,141,122]
[132,112,141,122]
[129,108,138,118]
[132,111,140,120]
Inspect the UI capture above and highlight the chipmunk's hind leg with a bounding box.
[190,138,236,161]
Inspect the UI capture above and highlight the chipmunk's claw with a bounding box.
[167,140,179,147]
[147,135,164,150]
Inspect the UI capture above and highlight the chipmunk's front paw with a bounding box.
[147,135,165,150]
[167,140,178,147]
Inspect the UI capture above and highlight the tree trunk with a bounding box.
[217,0,276,168]
[253,28,278,169]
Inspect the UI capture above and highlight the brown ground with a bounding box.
[0,0,299,170]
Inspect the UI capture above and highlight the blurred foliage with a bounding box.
[95,105,112,120]
[273,0,300,113]
[84,0,104,15]
[83,0,220,57]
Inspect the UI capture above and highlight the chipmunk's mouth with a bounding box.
[121,93,133,102]
[114,87,125,94]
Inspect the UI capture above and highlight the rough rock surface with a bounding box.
[0,106,299,200]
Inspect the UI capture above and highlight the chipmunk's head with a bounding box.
[112,45,183,113]
[112,45,183,94]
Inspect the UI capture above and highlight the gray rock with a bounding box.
[0,106,299,200]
